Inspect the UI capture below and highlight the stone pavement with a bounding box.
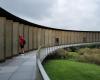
[0,51,37,80]
[0,46,67,80]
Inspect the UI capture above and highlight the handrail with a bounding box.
[36,42,100,80]
[37,59,50,80]
[36,45,50,80]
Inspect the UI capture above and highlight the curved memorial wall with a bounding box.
[0,7,100,62]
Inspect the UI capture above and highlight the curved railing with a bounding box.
[36,42,100,80]
[36,46,50,80]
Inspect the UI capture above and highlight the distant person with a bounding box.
[19,35,26,54]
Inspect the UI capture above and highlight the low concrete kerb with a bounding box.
[37,59,50,80]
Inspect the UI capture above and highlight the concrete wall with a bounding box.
[33,27,38,49]
[24,25,29,51]
[81,32,84,43]
[12,22,19,56]
[5,20,13,58]
[60,31,62,45]
[61,31,64,45]
[70,32,72,44]
[89,32,92,43]
[29,26,33,50]
[97,32,99,42]
[67,32,69,44]
[95,32,98,42]
[44,29,49,47]
[85,32,87,43]
[32,27,35,49]
[77,32,80,43]
[98,33,100,42]
[92,32,95,42]
[65,32,68,44]
[37,28,42,48]
[52,30,55,46]
[40,28,45,47]
[48,30,52,47]
[51,30,54,46]
[0,15,100,62]
[71,32,75,44]
[0,17,6,61]
[32,27,34,49]
[64,31,66,44]
[19,24,24,35]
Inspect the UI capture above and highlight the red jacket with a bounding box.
[19,36,25,46]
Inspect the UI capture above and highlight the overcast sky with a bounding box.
[0,0,100,31]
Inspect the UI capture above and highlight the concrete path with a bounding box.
[0,46,64,80]
[0,51,37,80]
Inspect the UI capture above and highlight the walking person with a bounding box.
[19,35,26,54]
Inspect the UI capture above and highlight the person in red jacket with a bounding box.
[19,35,26,54]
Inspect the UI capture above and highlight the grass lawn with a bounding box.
[43,60,100,80]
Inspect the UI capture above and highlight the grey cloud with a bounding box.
[0,0,100,31]
[0,0,54,20]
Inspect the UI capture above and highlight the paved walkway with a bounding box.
[0,46,65,80]
[0,51,37,80]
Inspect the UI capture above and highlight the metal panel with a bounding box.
[45,29,49,47]
[51,30,55,46]
[5,20,13,58]
[62,31,64,45]
[29,26,33,50]
[95,32,98,42]
[97,32,99,42]
[80,32,83,43]
[33,27,38,49]
[41,29,45,47]
[24,25,29,51]
[64,31,66,44]
[19,24,24,35]
[98,32,100,42]
[77,32,80,43]
[59,31,62,45]
[92,32,95,42]
[70,32,72,44]
[65,31,67,44]
[32,27,35,49]
[0,17,5,61]
[89,32,93,43]
[49,30,52,46]
[70,32,74,44]
[37,28,41,48]
[61,31,64,45]
[12,22,19,56]
[67,32,70,44]
[84,32,87,43]
[55,30,60,46]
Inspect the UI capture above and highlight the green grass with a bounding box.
[44,60,100,80]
